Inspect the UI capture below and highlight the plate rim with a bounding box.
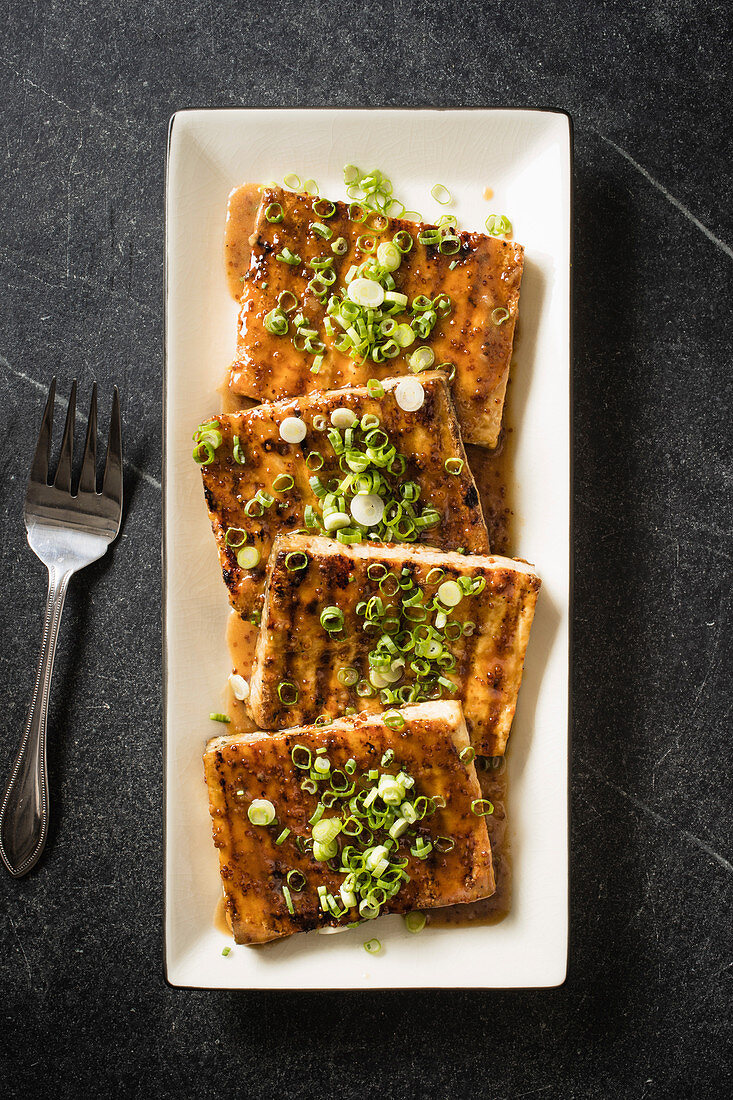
[163,105,574,990]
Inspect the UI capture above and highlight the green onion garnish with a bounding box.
[485,213,512,237]
[264,308,289,336]
[224,527,247,548]
[247,798,276,825]
[285,551,309,572]
[275,827,291,845]
[313,198,335,218]
[278,681,299,706]
[312,222,332,241]
[491,306,510,325]
[236,546,260,569]
[470,798,494,817]
[282,885,294,914]
[404,911,426,934]
[209,713,231,724]
[383,711,405,730]
[291,744,312,769]
[276,248,301,265]
[283,172,301,191]
[444,458,464,475]
[431,183,452,205]
[320,606,345,633]
[364,938,382,955]
[221,945,232,956]
[265,202,283,222]
[287,869,306,891]
[272,473,295,493]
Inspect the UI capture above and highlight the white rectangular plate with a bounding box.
[164,108,571,989]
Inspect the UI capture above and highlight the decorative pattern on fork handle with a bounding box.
[0,380,123,877]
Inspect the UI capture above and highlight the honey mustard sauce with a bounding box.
[216,185,521,929]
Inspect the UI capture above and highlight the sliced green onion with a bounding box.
[232,435,246,464]
[236,546,260,569]
[265,202,283,222]
[485,213,512,237]
[287,869,306,891]
[383,710,405,730]
[312,221,333,240]
[225,527,247,548]
[393,230,413,253]
[221,945,231,956]
[404,911,426,934]
[313,198,335,218]
[276,248,301,265]
[364,938,382,954]
[209,712,231,724]
[291,744,312,769]
[248,798,276,825]
[283,885,294,914]
[283,172,301,191]
[471,798,494,816]
[337,667,359,687]
[320,606,345,633]
[273,473,295,493]
[277,290,298,313]
[275,827,291,845]
[492,306,510,325]
[408,346,435,373]
[444,458,464,475]
[431,183,452,205]
[278,681,299,706]
[439,235,461,255]
[285,551,309,572]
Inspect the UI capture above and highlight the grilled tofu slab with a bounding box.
[198,373,489,619]
[228,186,523,448]
[204,701,494,944]
[249,535,541,755]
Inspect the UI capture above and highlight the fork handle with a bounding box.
[0,567,72,876]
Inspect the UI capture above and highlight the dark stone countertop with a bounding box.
[1,2,730,1098]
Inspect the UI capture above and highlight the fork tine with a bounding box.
[29,378,56,485]
[102,386,123,515]
[78,383,98,494]
[53,379,77,492]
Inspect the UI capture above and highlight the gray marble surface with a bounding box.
[1,2,731,1097]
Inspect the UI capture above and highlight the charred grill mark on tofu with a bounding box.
[248,536,541,756]
[228,186,523,447]
[203,701,494,944]
[198,373,488,620]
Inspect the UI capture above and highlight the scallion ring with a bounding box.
[431,183,452,205]
[272,473,295,493]
[225,527,247,548]
[444,458,464,475]
[320,606,345,633]
[247,798,275,826]
[236,546,260,569]
[404,911,426,934]
[277,680,299,706]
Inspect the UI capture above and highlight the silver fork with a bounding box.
[0,379,123,877]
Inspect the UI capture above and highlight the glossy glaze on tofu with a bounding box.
[203,701,494,944]
[228,186,523,448]
[198,373,489,620]
[248,535,541,755]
